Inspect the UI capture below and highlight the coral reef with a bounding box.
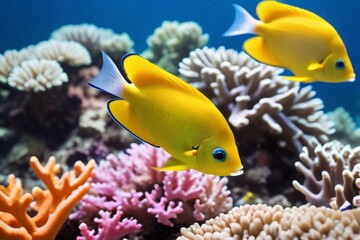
[142,21,208,74]
[293,140,360,209]
[70,143,232,238]
[0,156,95,240]
[179,46,334,156]
[327,107,360,147]
[178,204,360,239]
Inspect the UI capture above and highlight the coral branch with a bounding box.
[0,156,95,240]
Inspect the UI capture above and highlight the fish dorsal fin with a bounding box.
[257,1,327,24]
[121,54,211,103]
[244,36,283,67]
[107,99,159,147]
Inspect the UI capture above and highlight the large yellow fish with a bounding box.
[89,52,243,176]
[223,1,355,83]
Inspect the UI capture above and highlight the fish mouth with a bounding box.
[230,167,244,176]
[348,73,356,82]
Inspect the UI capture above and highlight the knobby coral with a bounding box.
[0,156,95,240]
[179,46,334,155]
[293,140,360,209]
[70,143,232,238]
[142,21,208,74]
[178,204,360,239]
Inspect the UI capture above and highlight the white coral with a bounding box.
[34,40,91,66]
[0,49,30,83]
[50,23,114,54]
[8,59,68,92]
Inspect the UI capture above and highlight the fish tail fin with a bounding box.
[223,4,260,37]
[88,51,128,98]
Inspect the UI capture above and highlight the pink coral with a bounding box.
[77,206,141,240]
[70,143,233,237]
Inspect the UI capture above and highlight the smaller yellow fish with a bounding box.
[89,52,243,176]
[223,1,355,83]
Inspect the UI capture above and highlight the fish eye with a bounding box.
[212,148,226,162]
[335,59,345,70]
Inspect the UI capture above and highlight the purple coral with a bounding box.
[70,143,232,237]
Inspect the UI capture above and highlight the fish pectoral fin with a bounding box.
[107,99,159,147]
[244,37,283,67]
[282,75,315,83]
[152,157,190,171]
[184,149,198,157]
[307,62,324,71]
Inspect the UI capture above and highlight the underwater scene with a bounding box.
[1,0,360,239]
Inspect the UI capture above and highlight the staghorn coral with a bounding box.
[179,46,334,155]
[34,40,91,66]
[70,143,232,238]
[142,21,208,74]
[0,156,95,240]
[178,204,360,239]
[327,107,360,147]
[7,59,68,92]
[293,140,360,209]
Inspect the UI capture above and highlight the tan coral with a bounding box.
[7,59,68,92]
[34,40,91,66]
[179,46,334,154]
[293,140,360,209]
[142,21,208,74]
[178,204,360,239]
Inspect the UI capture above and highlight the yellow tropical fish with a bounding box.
[223,1,355,83]
[89,52,243,176]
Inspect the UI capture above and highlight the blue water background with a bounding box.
[1,0,359,121]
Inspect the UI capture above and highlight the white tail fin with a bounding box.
[88,51,127,98]
[223,4,260,36]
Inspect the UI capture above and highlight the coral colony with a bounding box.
[0,21,360,240]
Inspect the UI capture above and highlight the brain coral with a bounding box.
[179,46,334,155]
[178,204,360,239]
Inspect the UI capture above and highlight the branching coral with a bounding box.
[178,204,360,239]
[7,59,68,92]
[142,21,208,74]
[293,140,360,209]
[179,46,334,155]
[0,156,95,240]
[70,143,232,238]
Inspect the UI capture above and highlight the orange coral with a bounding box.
[0,156,95,240]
